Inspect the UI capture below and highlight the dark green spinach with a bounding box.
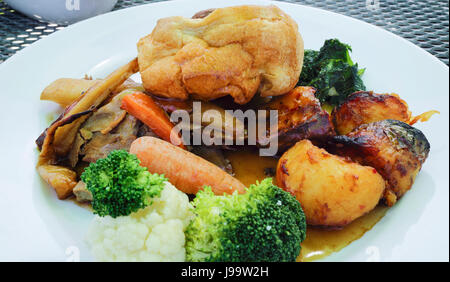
[297,39,366,106]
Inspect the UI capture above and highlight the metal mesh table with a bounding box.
[0,0,448,65]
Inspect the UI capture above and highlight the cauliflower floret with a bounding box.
[86,182,194,262]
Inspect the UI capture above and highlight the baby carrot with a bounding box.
[121,91,186,149]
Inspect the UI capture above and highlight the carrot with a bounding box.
[130,136,246,195]
[121,92,186,149]
[408,110,440,125]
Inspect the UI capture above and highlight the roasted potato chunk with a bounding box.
[276,140,385,227]
[259,86,335,153]
[332,91,411,135]
[327,119,430,206]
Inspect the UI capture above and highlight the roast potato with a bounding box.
[276,140,385,227]
[259,86,335,153]
[327,119,430,206]
[332,91,411,135]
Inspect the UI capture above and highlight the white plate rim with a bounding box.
[0,0,448,262]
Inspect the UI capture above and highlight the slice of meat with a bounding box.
[67,132,86,167]
[36,59,139,199]
[82,90,131,135]
[81,114,139,163]
[36,109,93,151]
[47,59,139,158]
[259,86,335,153]
[38,58,138,162]
[67,90,134,167]
[73,181,93,202]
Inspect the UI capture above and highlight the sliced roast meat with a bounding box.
[82,90,132,134]
[73,181,93,202]
[81,114,139,163]
[258,86,335,153]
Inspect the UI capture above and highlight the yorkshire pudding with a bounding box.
[137,5,304,104]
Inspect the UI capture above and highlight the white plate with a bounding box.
[0,0,448,262]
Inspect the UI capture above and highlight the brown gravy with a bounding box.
[225,149,388,262]
[71,147,387,261]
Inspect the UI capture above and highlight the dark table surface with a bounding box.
[0,0,448,65]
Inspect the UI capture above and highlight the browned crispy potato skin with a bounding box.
[332,91,411,135]
[327,119,430,206]
[261,86,335,153]
[137,5,304,104]
[276,140,385,227]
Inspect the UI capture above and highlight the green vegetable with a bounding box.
[298,39,366,106]
[315,39,354,66]
[298,49,319,83]
[81,150,166,218]
[185,178,307,262]
[310,59,366,106]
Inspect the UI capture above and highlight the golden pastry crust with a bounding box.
[137,5,304,104]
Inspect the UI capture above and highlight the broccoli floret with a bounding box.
[185,178,307,262]
[298,39,366,106]
[81,150,166,218]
